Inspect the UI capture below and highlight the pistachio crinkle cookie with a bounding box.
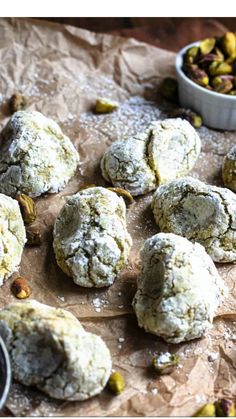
[101,118,201,196]
[0,193,26,285]
[222,144,236,192]
[132,233,227,344]
[53,187,132,287]
[0,111,79,197]
[0,300,112,401]
[152,176,236,263]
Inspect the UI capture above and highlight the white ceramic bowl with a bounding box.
[175,41,236,131]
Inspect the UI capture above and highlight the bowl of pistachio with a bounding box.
[175,32,236,130]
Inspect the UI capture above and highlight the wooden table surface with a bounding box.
[43,17,235,52]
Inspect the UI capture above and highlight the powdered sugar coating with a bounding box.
[152,176,236,262]
[0,300,112,401]
[0,111,79,197]
[101,118,201,196]
[53,187,132,287]
[0,193,26,285]
[133,233,227,343]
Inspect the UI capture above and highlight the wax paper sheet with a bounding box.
[0,17,236,417]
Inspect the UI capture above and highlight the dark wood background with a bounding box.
[41,18,236,51]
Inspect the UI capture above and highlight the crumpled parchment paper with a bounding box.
[0,17,236,417]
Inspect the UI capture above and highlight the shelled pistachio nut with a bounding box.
[209,61,232,76]
[95,98,119,113]
[193,403,216,417]
[221,32,236,57]
[182,32,236,95]
[211,77,233,93]
[184,46,199,64]
[169,108,202,128]
[214,399,235,417]
[188,67,209,87]
[199,38,215,55]
[159,78,178,102]
[152,352,180,374]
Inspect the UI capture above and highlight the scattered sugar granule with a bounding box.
[156,353,172,364]
[141,389,148,395]
[58,296,65,302]
[118,305,124,309]
[208,352,218,362]
[151,388,158,395]
[92,298,101,308]
[95,307,101,313]
[195,394,207,404]
[118,337,125,343]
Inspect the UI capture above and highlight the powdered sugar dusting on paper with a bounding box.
[79,96,166,145]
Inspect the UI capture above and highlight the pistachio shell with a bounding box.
[9,93,27,114]
[26,226,41,246]
[78,184,97,192]
[16,193,36,225]
[11,277,31,299]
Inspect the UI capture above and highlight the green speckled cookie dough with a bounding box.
[0,300,112,401]
[152,176,236,263]
[132,233,227,344]
[0,193,26,285]
[53,187,132,287]
[222,145,236,192]
[0,111,79,197]
[101,118,201,196]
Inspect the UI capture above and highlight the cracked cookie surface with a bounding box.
[0,193,26,285]
[53,187,132,287]
[152,177,236,263]
[0,111,79,197]
[0,300,112,401]
[101,118,201,196]
[132,233,227,343]
[222,145,236,192]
